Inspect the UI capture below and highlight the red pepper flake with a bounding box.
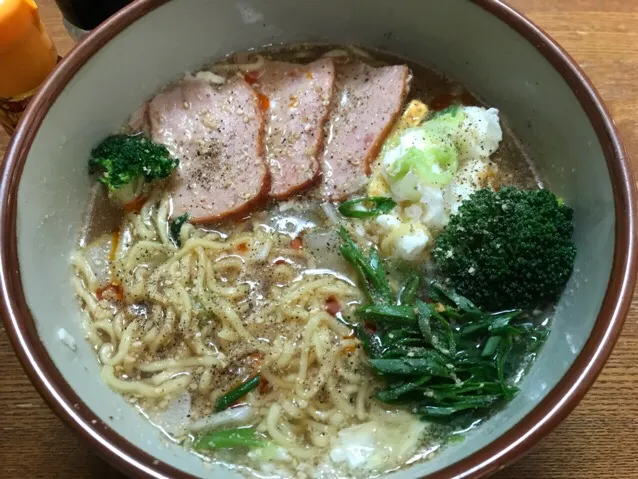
[289,236,303,250]
[257,92,270,112]
[259,377,271,394]
[430,91,476,111]
[236,243,248,254]
[96,283,124,301]
[325,296,341,316]
[122,195,147,213]
[244,71,260,85]
[274,258,287,265]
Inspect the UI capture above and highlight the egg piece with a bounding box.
[445,158,500,214]
[455,106,503,162]
[367,171,392,197]
[367,99,429,198]
[378,221,431,261]
[392,99,430,132]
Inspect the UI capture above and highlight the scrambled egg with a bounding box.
[366,100,503,262]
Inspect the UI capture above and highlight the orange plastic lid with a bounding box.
[0,0,57,98]
[0,0,39,50]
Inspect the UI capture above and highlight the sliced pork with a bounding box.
[148,76,269,222]
[321,63,410,200]
[254,58,335,199]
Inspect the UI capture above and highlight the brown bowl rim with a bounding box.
[1,0,636,478]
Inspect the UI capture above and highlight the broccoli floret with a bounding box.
[432,187,576,310]
[88,134,178,191]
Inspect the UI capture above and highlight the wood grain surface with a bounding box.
[1,1,637,477]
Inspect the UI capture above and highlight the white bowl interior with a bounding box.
[16,0,614,477]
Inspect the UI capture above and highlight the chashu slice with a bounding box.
[321,63,410,200]
[253,58,335,199]
[148,75,270,222]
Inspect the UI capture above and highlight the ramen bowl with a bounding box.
[1,0,635,478]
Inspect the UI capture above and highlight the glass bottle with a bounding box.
[54,0,133,41]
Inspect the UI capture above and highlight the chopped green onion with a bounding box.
[481,336,502,358]
[397,273,420,306]
[496,336,515,399]
[194,427,268,450]
[214,375,261,412]
[370,354,452,378]
[356,304,417,324]
[337,227,392,304]
[376,375,431,402]
[428,281,482,316]
[338,196,397,218]
[418,394,501,418]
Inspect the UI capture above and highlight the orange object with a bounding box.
[289,236,303,250]
[0,0,58,134]
[257,92,270,112]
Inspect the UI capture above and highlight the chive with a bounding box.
[338,227,392,304]
[428,281,482,316]
[397,273,420,306]
[376,375,431,402]
[214,375,261,412]
[488,310,522,334]
[382,327,422,346]
[169,213,189,247]
[393,337,427,347]
[459,318,492,337]
[381,346,439,359]
[432,310,457,357]
[194,427,268,450]
[427,381,503,396]
[418,395,501,417]
[496,335,515,399]
[338,196,397,218]
[370,354,452,378]
[416,300,433,344]
[356,304,417,324]
[367,247,392,302]
[481,336,502,358]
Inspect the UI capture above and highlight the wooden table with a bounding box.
[1,0,637,477]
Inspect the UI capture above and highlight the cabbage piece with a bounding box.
[188,405,253,433]
[382,127,459,193]
[329,414,427,471]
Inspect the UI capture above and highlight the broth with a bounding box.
[72,44,551,479]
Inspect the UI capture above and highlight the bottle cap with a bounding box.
[0,0,57,98]
[0,0,38,50]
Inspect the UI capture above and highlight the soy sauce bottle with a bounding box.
[54,0,133,40]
